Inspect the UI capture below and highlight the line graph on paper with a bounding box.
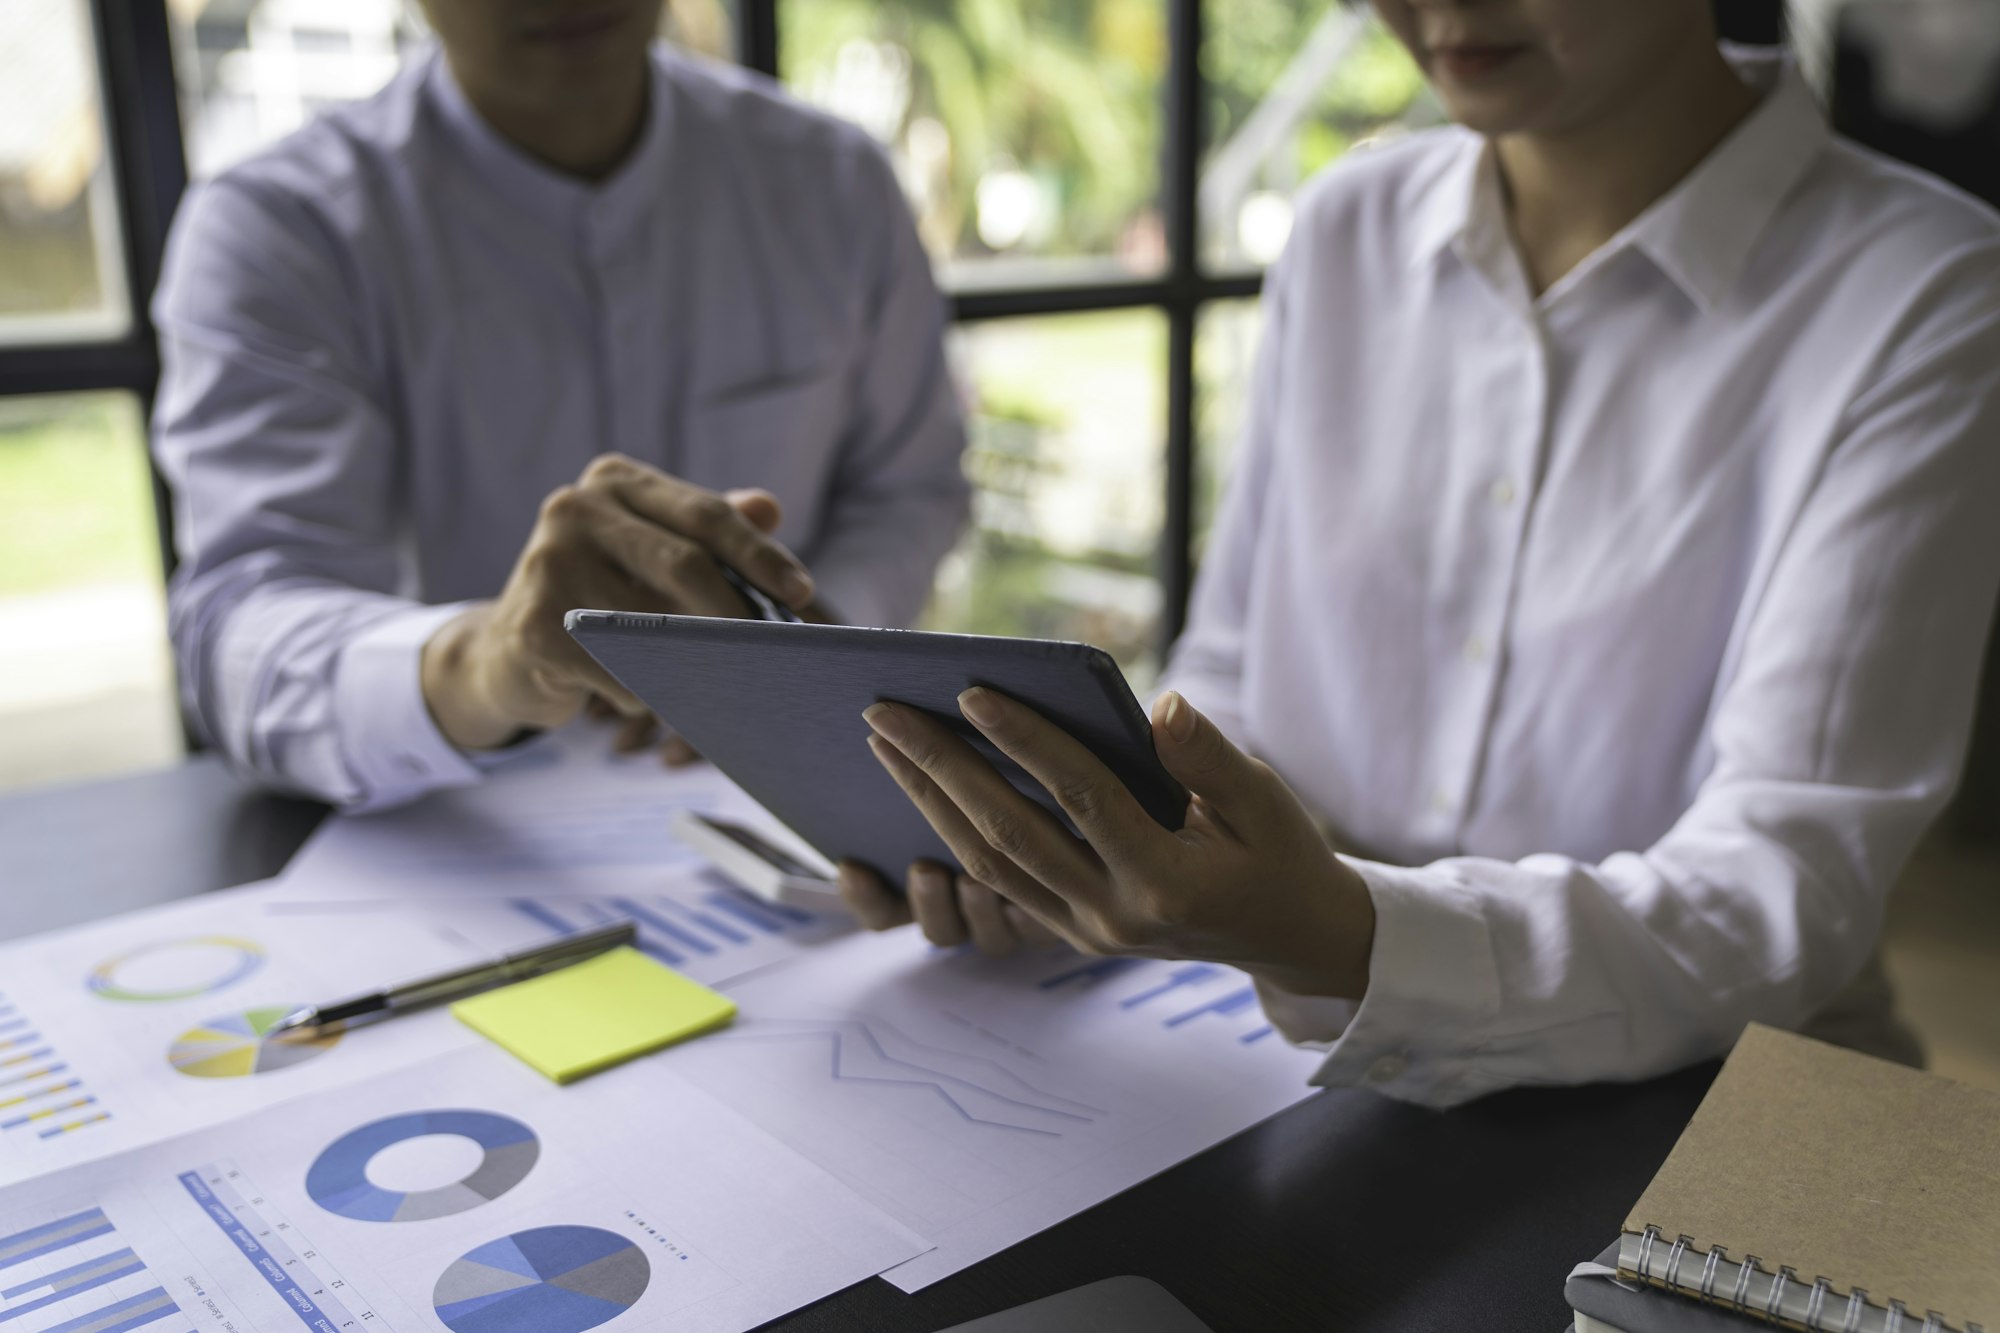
[715,1016,1106,1137]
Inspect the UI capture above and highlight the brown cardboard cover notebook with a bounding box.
[1619,1024,2000,1332]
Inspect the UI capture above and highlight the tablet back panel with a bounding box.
[567,613,1187,883]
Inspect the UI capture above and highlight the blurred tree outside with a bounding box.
[927,313,1167,679]
[0,0,127,339]
[782,0,1166,279]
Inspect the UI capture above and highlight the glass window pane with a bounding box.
[170,0,424,178]
[1202,2,1436,271]
[170,2,737,179]
[0,0,131,344]
[667,0,736,63]
[780,0,1169,290]
[0,393,184,794]
[925,311,1167,685]
[1194,298,1264,558]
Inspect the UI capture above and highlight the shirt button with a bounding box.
[1464,634,1489,665]
[1368,1053,1408,1084]
[1490,478,1516,508]
[1430,787,1453,815]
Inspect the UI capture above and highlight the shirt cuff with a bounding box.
[1261,858,1504,1107]
[333,600,488,812]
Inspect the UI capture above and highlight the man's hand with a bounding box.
[422,454,813,750]
[840,689,1376,1000]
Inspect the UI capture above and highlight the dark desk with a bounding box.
[0,757,1712,1332]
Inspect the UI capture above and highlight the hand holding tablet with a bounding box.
[568,612,1376,1000]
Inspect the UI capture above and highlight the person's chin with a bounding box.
[1431,82,1563,138]
[518,6,652,70]
[1424,52,1561,136]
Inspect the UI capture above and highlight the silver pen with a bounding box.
[267,920,639,1038]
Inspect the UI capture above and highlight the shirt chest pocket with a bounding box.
[681,368,850,548]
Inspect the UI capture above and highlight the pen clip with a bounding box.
[718,563,802,624]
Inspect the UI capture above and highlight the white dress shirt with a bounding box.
[152,47,969,810]
[1165,51,2000,1106]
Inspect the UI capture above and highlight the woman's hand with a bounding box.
[839,688,1376,1000]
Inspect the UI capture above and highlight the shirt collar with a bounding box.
[1407,45,1832,313]
[424,46,674,246]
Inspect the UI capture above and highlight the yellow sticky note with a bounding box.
[451,947,735,1083]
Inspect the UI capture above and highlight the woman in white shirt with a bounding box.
[839,0,2000,1106]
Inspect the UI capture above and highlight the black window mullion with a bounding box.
[93,0,190,592]
[1159,0,1204,651]
[739,0,779,78]
[96,0,188,317]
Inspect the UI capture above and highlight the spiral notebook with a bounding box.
[1619,1024,1999,1333]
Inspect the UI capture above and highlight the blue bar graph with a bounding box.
[672,901,750,945]
[1119,964,1222,1009]
[43,1286,178,1333]
[510,898,686,967]
[1,1094,98,1133]
[0,1063,69,1091]
[0,1210,115,1270]
[704,889,788,935]
[1165,987,1260,1028]
[509,886,825,973]
[0,1247,145,1322]
[607,898,719,957]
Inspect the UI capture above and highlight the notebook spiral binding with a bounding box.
[1632,1225,1986,1333]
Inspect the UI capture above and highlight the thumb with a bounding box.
[1151,690,1275,831]
[726,487,783,534]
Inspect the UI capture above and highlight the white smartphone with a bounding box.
[671,810,847,913]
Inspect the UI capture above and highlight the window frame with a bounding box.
[0,0,187,571]
[744,0,1261,651]
[0,0,1255,662]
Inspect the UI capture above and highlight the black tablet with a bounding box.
[566,611,1188,883]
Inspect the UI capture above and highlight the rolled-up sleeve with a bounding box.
[1261,253,2000,1107]
[803,143,970,630]
[152,178,479,810]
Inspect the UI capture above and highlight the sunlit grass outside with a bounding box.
[0,394,160,597]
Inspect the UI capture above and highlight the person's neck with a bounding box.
[1494,42,1761,297]
[449,54,652,182]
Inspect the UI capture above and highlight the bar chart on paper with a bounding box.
[496,880,847,987]
[1038,958,1276,1045]
[0,992,109,1146]
[0,1207,189,1333]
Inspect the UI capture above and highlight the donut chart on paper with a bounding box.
[306,1110,540,1222]
[87,936,266,1001]
[167,1004,340,1078]
[433,1226,649,1333]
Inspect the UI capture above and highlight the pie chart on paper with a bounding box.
[306,1110,540,1222]
[166,1004,340,1078]
[433,1226,650,1333]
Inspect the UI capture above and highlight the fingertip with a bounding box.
[726,487,784,534]
[1152,689,1198,744]
[837,861,910,930]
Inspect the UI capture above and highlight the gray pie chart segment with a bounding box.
[432,1258,541,1309]
[393,1181,491,1223]
[461,1140,542,1201]
[549,1245,652,1308]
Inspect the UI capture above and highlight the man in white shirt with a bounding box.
[841,0,2000,1105]
[152,0,969,809]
